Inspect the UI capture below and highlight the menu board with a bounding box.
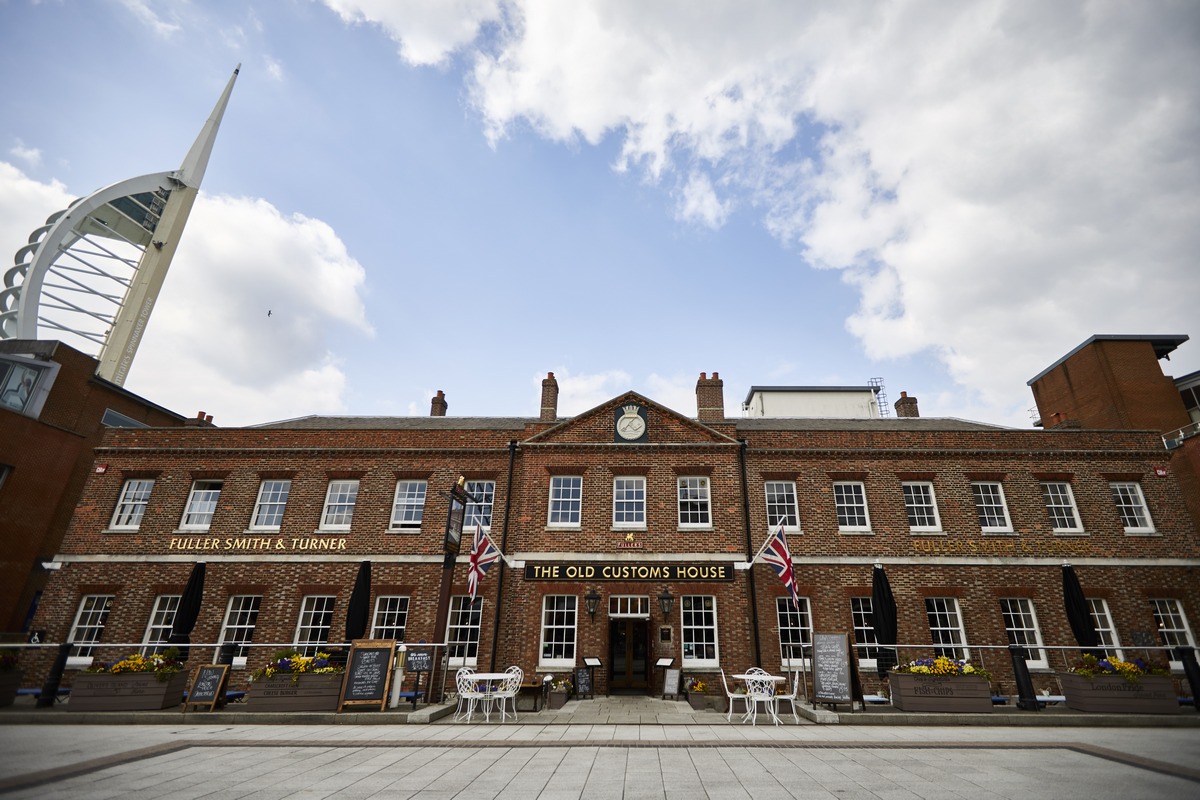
[812,632,852,704]
[184,664,228,712]
[405,648,433,673]
[574,667,593,698]
[338,640,396,711]
[662,668,681,699]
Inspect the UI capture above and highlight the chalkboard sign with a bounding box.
[812,632,852,704]
[338,639,396,712]
[662,667,681,699]
[405,648,433,673]
[184,664,228,713]
[574,666,593,699]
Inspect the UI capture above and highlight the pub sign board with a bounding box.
[524,562,734,581]
[405,648,434,673]
[338,639,396,712]
[184,664,229,713]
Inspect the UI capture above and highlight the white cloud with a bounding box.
[334,0,1200,425]
[322,0,502,66]
[117,0,182,37]
[533,368,631,417]
[263,55,284,82]
[7,140,41,169]
[0,162,372,427]
[125,194,373,425]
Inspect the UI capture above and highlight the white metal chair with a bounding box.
[454,667,480,722]
[719,669,741,722]
[773,670,801,723]
[494,665,523,722]
[745,674,780,726]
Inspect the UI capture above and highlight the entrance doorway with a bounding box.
[609,618,649,692]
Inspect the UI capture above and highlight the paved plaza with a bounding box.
[1,697,1198,799]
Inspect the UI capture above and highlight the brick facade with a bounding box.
[27,373,1200,702]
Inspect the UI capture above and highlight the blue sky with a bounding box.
[2,1,1197,427]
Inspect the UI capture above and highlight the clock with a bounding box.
[615,404,646,441]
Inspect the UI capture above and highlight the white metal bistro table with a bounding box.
[467,673,511,722]
[733,673,785,725]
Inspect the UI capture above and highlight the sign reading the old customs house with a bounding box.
[524,563,734,581]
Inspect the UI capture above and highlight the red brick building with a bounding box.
[27,349,1200,700]
[0,341,187,634]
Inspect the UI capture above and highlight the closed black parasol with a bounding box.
[1062,563,1101,658]
[167,561,206,661]
[870,564,899,677]
[344,560,372,642]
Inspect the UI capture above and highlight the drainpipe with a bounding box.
[738,438,762,665]
[489,440,518,670]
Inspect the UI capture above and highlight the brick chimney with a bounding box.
[894,391,919,418]
[696,372,725,423]
[540,372,559,421]
[430,390,448,417]
[183,410,216,427]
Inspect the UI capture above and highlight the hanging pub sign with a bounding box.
[523,562,734,581]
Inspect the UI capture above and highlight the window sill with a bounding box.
[102,528,139,535]
[611,526,648,533]
[838,529,874,535]
[909,530,945,536]
[173,528,214,535]
[1052,530,1089,537]
[545,525,582,532]
[980,530,1017,536]
[314,528,351,534]
[242,528,281,535]
[677,526,714,532]
[387,527,422,535]
[1123,530,1159,536]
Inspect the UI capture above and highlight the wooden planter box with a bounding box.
[547,691,569,709]
[0,670,21,707]
[68,671,187,711]
[246,673,343,712]
[687,692,707,710]
[889,673,992,712]
[1058,673,1179,714]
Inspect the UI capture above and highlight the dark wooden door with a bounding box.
[609,619,649,691]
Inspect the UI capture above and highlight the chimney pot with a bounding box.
[204,414,213,424]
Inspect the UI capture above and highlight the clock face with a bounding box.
[616,407,646,440]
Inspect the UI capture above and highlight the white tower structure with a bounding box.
[0,66,239,385]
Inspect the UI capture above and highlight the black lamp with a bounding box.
[658,588,674,618]
[584,588,601,620]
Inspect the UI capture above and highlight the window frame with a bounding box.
[777,596,813,669]
[901,481,941,532]
[370,595,410,641]
[677,477,712,528]
[1041,481,1082,533]
[464,480,496,530]
[680,594,719,667]
[389,480,428,530]
[538,594,578,668]
[446,595,482,667]
[971,481,1013,533]
[851,596,881,669]
[111,478,154,530]
[764,480,800,531]
[925,597,970,660]
[320,479,359,531]
[999,597,1048,670]
[67,594,113,667]
[833,481,871,532]
[219,595,262,668]
[1111,481,1155,533]
[613,475,646,529]
[547,475,583,528]
[180,479,223,530]
[141,594,181,655]
[251,479,291,530]
[1150,598,1195,670]
[1087,598,1124,663]
[293,595,335,655]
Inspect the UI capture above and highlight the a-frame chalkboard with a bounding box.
[183,664,229,713]
[338,639,396,712]
[812,632,854,705]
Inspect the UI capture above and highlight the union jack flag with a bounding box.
[759,524,799,609]
[467,524,502,603]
